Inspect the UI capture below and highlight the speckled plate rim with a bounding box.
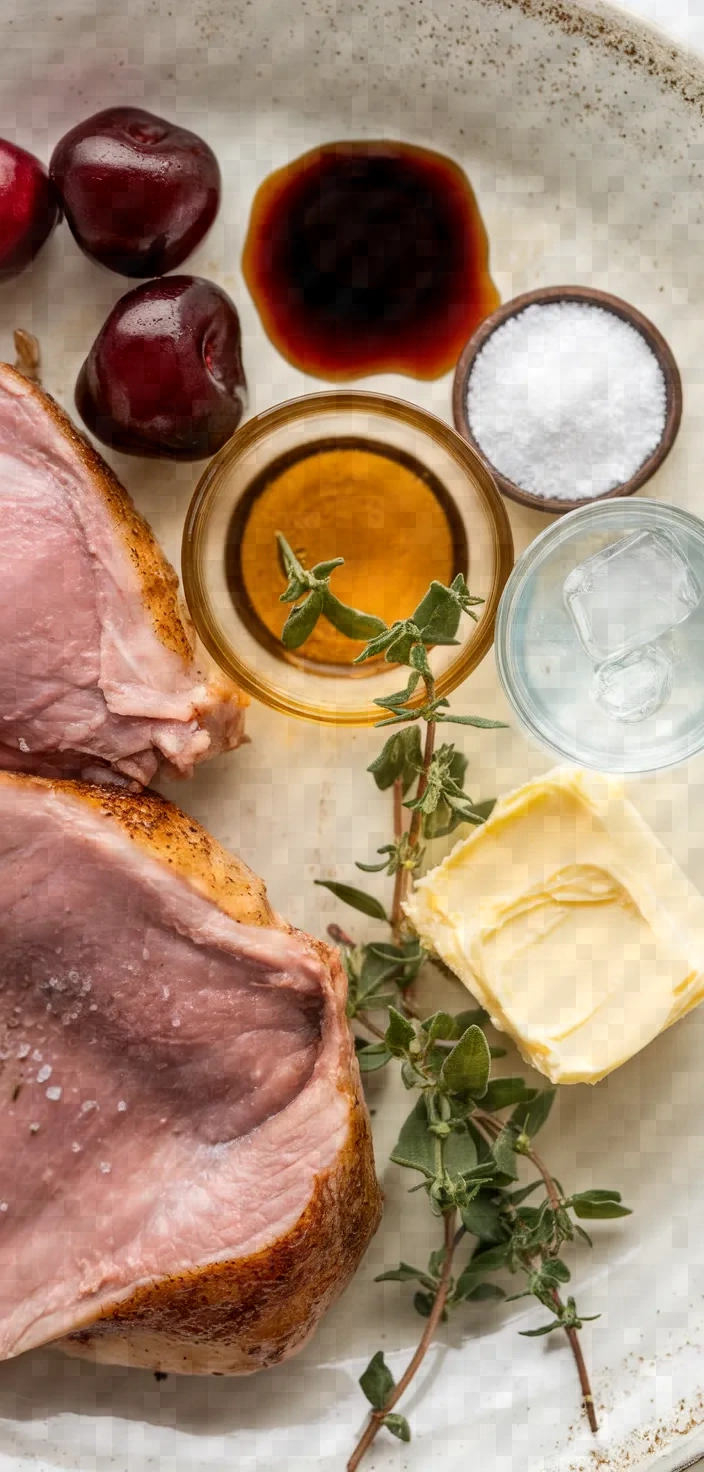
[4,1,704,1472]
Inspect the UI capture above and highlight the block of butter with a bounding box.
[405,766,704,1085]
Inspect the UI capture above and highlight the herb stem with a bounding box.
[346,1209,458,1472]
[556,1297,598,1434]
[472,1108,598,1433]
[407,707,436,853]
[390,778,406,942]
[355,1011,387,1043]
[395,698,437,930]
[528,1144,561,1211]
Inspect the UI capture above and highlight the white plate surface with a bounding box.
[3,0,704,1467]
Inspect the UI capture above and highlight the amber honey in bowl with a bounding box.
[225,436,467,674]
[183,391,513,726]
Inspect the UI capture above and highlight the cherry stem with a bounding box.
[347,1209,458,1472]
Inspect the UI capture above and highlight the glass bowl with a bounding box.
[182,391,514,726]
[496,498,704,773]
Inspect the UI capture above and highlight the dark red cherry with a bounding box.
[75,276,247,460]
[50,107,220,277]
[0,139,60,281]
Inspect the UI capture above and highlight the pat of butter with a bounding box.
[405,766,704,1084]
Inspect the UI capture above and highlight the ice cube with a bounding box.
[563,530,701,662]
[592,644,673,724]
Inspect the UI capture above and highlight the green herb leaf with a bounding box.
[385,1006,417,1057]
[422,1011,459,1044]
[401,1060,426,1090]
[454,1242,509,1300]
[491,1123,520,1179]
[540,1258,571,1284]
[355,851,395,873]
[409,640,434,679]
[322,589,387,641]
[422,750,468,839]
[470,1242,512,1272]
[410,583,453,632]
[443,1127,480,1177]
[276,531,306,584]
[439,1025,491,1099]
[383,1413,411,1443]
[310,556,345,579]
[355,1040,393,1073]
[281,588,325,648]
[462,1159,504,1184]
[373,671,422,713]
[449,572,485,620]
[463,1282,506,1302]
[366,938,426,988]
[460,1191,508,1244]
[390,1097,437,1178]
[410,576,485,642]
[354,618,421,667]
[314,879,387,921]
[374,710,425,728]
[367,727,424,793]
[454,1006,490,1029]
[412,581,464,643]
[355,946,406,1001]
[506,1180,543,1206]
[469,798,497,822]
[512,1087,557,1138]
[413,1290,439,1319]
[519,1319,564,1338]
[359,1350,395,1410]
[567,1189,624,1205]
[435,713,509,729]
[571,1198,633,1220]
[482,1078,537,1112]
[375,1263,436,1290]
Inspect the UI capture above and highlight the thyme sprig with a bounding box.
[275,534,632,1466]
[278,531,503,929]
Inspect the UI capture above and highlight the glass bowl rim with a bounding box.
[182,388,514,726]
[495,497,704,773]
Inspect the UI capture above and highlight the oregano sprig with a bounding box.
[272,536,631,1466]
[347,1011,630,1469]
[277,533,386,648]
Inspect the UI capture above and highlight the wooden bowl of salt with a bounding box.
[452,285,682,516]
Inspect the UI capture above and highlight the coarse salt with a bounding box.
[466,302,667,502]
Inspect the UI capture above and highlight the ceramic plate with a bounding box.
[3,0,704,1467]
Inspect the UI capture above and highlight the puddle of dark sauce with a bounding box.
[225,437,468,676]
[241,141,499,380]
